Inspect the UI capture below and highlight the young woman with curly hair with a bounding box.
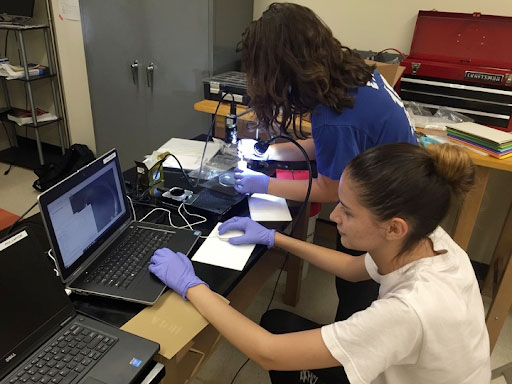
[150,143,490,384]
[234,3,418,323]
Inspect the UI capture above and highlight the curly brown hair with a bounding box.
[237,2,374,134]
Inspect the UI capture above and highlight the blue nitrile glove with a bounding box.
[234,167,270,194]
[149,248,207,300]
[218,216,275,248]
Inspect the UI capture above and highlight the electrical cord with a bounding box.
[171,92,234,189]
[230,137,311,383]
[2,120,15,175]
[4,29,9,57]
[126,194,136,221]
[260,135,313,235]
[6,201,38,235]
[375,47,406,60]
[228,251,289,384]
[230,358,250,384]
[138,205,206,231]
[47,248,59,276]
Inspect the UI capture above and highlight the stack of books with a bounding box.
[446,122,512,159]
[7,107,58,126]
[0,63,49,79]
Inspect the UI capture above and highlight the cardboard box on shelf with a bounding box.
[365,59,405,87]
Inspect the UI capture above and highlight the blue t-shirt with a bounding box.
[311,70,417,180]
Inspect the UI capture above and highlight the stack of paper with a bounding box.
[446,122,512,159]
[159,138,222,170]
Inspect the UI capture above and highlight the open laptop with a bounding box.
[0,227,160,384]
[38,149,201,305]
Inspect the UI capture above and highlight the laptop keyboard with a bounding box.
[84,227,174,289]
[8,323,117,384]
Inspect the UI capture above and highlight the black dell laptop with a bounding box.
[38,149,200,305]
[0,227,159,384]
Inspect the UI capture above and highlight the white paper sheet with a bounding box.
[159,138,222,170]
[249,194,292,222]
[191,223,255,271]
[59,0,80,21]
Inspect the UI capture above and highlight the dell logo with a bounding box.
[5,353,16,362]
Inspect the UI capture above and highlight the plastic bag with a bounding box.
[187,145,239,181]
[404,101,474,131]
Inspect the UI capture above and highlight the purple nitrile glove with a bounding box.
[149,248,208,300]
[218,216,275,248]
[234,167,270,194]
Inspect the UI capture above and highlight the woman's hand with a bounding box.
[218,217,275,248]
[149,248,207,300]
[234,168,270,194]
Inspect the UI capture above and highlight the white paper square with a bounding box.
[191,222,256,271]
[249,194,292,222]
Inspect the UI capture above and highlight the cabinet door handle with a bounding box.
[146,63,154,89]
[130,60,139,84]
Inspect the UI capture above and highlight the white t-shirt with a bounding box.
[321,227,490,384]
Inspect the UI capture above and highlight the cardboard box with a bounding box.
[365,59,405,87]
[121,291,226,384]
[119,251,282,384]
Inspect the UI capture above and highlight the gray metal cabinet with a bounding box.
[79,0,253,169]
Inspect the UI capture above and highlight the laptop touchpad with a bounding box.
[83,378,107,384]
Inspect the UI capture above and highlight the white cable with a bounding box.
[139,207,192,230]
[181,203,207,222]
[47,249,59,276]
[139,208,169,223]
[126,194,136,221]
[140,205,207,230]
[178,203,207,230]
[177,203,194,231]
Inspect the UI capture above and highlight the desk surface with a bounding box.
[4,165,288,329]
[194,100,512,173]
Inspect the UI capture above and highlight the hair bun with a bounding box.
[425,144,475,196]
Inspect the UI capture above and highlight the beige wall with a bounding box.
[254,1,512,52]
[48,0,95,153]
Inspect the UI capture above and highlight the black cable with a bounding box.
[228,250,288,384]
[4,30,9,57]
[6,201,38,235]
[2,120,12,147]
[230,358,250,384]
[266,252,289,312]
[264,135,313,235]
[229,136,311,382]
[167,92,235,189]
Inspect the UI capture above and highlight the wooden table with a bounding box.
[194,100,512,351]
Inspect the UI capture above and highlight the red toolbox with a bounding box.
[398,10,512,131]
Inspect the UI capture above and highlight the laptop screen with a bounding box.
[0,228,74,379]
[38,149,131,282]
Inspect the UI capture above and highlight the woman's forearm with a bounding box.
[268,138,316,161]
[267,177,339,203]
[274,233,370,282]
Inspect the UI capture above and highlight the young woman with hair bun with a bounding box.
[150,143,490,384]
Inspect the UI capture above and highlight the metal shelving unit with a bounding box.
[0,24,66,166]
